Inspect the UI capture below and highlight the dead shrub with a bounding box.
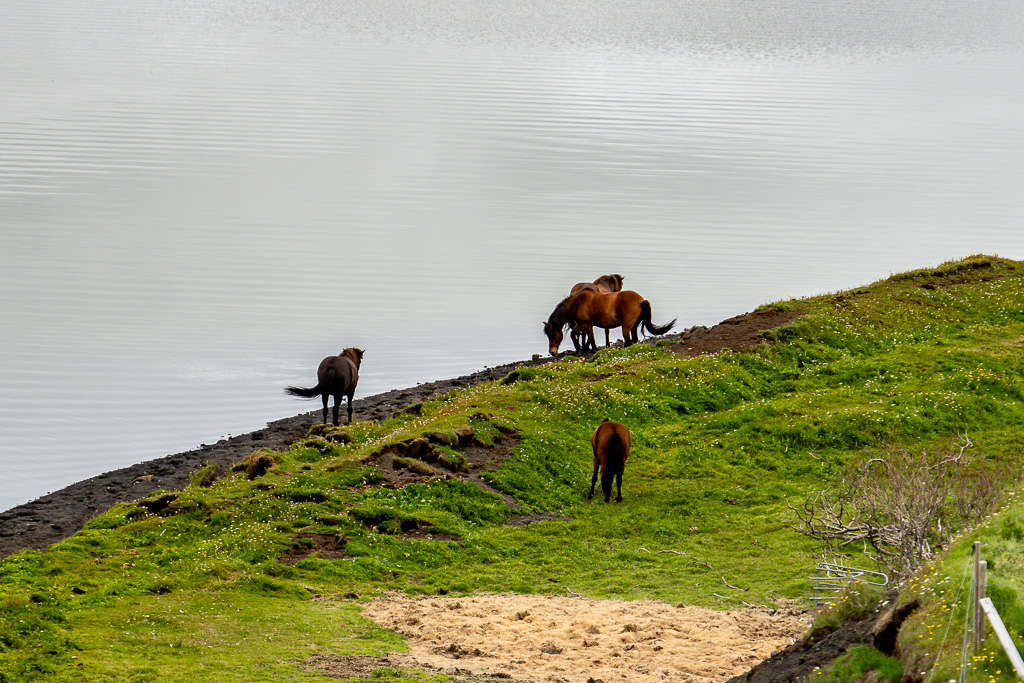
[789,435,1022,580]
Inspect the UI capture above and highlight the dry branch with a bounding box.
[722,576,748,592]
[789,435,1020,580]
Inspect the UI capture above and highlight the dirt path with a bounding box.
[308,593,808,683]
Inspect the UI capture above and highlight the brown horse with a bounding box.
[543,290,675,355]
[570,273,624,297]
[569,274,624,348]
[285,347,364,425]
[590,418,630,503]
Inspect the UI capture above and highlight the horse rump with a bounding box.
[589,418,630,503]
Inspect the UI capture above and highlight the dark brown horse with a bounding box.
[285,347,364,425]
[543,290,675,355]
[569,274,624,348]
[589,418,630,503]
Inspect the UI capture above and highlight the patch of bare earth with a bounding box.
[278,533,348,565]
[667,308,802,358]
[343,593,808,683]
[353,424,527,515]
[305,654,517,682]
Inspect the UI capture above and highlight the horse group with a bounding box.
[286,273,674,503]
[543,274,677,356]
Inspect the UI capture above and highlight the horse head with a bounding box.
[542,320,564,356]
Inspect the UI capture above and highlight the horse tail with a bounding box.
[285,383,322,398]
[605,431,627,475]
[640,300,676,337]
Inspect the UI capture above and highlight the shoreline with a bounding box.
[0,352,561,558]
[0,307,795,559]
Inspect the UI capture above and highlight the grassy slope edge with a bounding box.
[2,254,1024,683]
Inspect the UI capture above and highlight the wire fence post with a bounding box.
[973,542,984,652]
[980,559,987,640]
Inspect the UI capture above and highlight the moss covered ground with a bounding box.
[3,254,1024,682]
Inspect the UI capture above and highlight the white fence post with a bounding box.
[979,598,1024,679]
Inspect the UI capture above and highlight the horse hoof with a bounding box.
[616,496,623,502]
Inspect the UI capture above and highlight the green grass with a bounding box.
[887,491,1024,683]
[814,645,903,683]
[3,254,1024,681]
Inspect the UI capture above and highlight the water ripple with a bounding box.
[1,0,1024,510]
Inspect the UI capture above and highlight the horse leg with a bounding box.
[588,459,599,499]
[346,392,354,424]
[332,394,341,426]
[604,328,611,347]
[570,325,582,352]
[582,325,597,353]
[615,472,623,502]
[602,471,612,503]
[321,394,329,424]
[621,324,633,347]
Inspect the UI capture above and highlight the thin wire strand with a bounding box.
[960,569,975,683]
[926,557,972,683]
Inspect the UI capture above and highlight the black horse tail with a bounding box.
[640,300,676,337]
[285,383,321,399]
[604,431,627,474]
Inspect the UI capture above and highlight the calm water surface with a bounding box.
[2,0,1024,511]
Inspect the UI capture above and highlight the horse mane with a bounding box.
[340,347,364,368]
[547,296,575,330]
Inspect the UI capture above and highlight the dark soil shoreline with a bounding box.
[0,353,557,558]
[0,307,800,559]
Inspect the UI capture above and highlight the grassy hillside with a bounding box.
[2,254,1024,683]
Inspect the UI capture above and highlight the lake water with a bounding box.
[2,0,1024,513]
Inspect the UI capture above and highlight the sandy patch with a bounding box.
[360,593,809,683]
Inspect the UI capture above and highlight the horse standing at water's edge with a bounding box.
[570,274,623,297]
[285,347,364,425]
[543,289,676,355]
[569,274,624,348]
[590,418,630,503]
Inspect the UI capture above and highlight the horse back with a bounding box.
[317,353,359,394]
[593,274,624,292]
[573,290,643,328]
[571,282,599,295]
[571,274,624,297]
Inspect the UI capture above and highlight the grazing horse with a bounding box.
[569,274,624,348]
[285,347,364,425]
[543,290,676,355]
[589,418,630,503]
